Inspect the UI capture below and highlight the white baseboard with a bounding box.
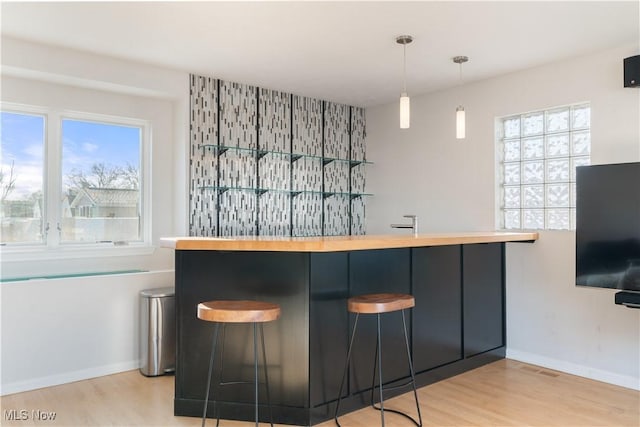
[4,351,638,396]
[0,360,140,396]
[506,348,640,391]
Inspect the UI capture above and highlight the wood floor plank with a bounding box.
[1,360,637,426]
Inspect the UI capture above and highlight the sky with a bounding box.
[1,111,140,200]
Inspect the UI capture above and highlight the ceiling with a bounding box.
[1,1,638,107]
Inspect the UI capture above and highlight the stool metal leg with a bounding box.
[205,322,275,427]
[334,313,360,427]
[369,329,380,409]
[370,310,422,427]
[377,313,385,426]
[253,323,259,427]
[217,324,227,385]
[202,323,220,427]
[215,324,227,427]
[401,309,423,427]
[259,323,275,427]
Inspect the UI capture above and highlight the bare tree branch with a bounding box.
[122,163,139,190]
[0,160,17,201]
[93,163,121,188]
[66,162,139,190]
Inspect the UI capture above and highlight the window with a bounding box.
[1,104,149,251]
[61,118,142,243]
[0,111,46,244]
[497,103,590,230]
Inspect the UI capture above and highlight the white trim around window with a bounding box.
[1,102,153,261]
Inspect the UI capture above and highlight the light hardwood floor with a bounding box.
[1,360,638,426]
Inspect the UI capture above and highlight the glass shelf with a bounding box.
[200,186,288,195]
[351,192,373,198]
[322,157,374,167]
[291,153,323,162]
[200,144,291,159]
[290,233,352,238]
[319,191,372,199]
[199,186,372,199]
[199,145,372,166]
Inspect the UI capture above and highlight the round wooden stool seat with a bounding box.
[348,293,415,314]
[197,300,281,323]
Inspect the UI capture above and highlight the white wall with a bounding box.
[366,44,640,390]
[0,271,173,395]
[1,38,190,394]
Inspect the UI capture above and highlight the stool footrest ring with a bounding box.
[370,404,422,427]
[218,380,269,387]
[371,378,415,393]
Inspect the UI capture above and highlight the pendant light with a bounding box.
[453,55,469,139]
[397,35,413,129]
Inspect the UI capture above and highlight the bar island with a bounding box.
[160,232,538,426]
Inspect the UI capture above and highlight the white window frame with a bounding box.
[1,102,153,261]
[495,102,591,231]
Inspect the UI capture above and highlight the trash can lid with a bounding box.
[140,287,175,298]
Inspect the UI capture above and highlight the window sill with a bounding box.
[0,243,156,262]
[500,228,575,233]
[1,269,149,283]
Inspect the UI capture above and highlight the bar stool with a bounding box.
[334,293,422,427]
[197,300,281,427]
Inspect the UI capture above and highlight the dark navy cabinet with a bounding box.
[412,245,463,372]
[309,252,349,407]
[463,243,505,357]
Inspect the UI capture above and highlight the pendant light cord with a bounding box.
[403,43,407,93]
[453,56,468,86]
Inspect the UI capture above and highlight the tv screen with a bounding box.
[576,162,640,291]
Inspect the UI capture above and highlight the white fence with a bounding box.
[1,217,139,243]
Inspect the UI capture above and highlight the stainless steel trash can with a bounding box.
[139,287,175,376]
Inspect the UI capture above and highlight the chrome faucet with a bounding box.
[391,214,418,236]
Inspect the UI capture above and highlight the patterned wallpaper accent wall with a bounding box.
[259,88,290,153]
[324,102,349,159]
[189,76,218,236]
[322,102,350,234]
[219,81,257,149]
[292,96,322,156]
[351,107,366,161]
[189,74,368,237]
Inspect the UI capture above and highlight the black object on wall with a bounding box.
[614,291,640,309]
[576,162,640,308]
[623,55,640,88]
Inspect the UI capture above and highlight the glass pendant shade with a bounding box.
[396,35,413,129]
[456,106,465,139]
[400,93,410,129]
[453,56,469,139]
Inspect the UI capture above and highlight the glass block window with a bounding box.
[498,103,590,230]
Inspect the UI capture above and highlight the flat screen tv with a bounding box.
[576,162,640,292]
